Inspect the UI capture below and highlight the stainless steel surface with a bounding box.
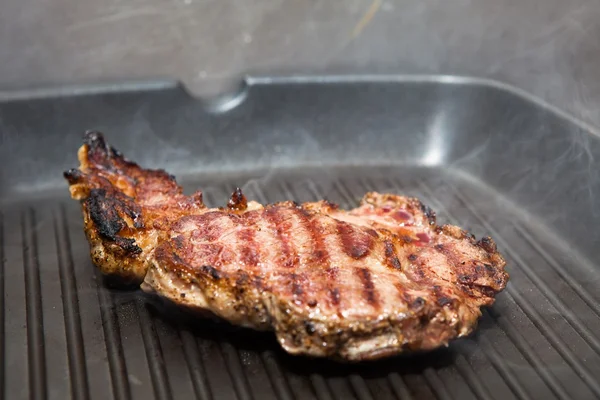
[0,78,599,399]
[1,0,600,127]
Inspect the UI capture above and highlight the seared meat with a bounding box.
[65,131,508,361]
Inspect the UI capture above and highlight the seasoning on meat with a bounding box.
[64,131,509,361]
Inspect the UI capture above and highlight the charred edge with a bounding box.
[477,237,497,254]
[357,267,378,307]
[227,188,248,211]
[419,201,437,225]
[83,131,114,169]
[337,221,373,259]
[237,228,260,267]
[384,240,402,270]
[470,284,498,298]
[63,168,84,184]
[458,273,473,284]
[295,208,329,265]
[86,189,142,254]
[201,265,222,280]
[264,207,296,268]
[83,130,108,150]
[484,263,496,275]
[323,199,339,210]
[437,297,453,307]
[110,147,123,158]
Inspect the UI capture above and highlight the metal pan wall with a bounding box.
[1,76,599,399]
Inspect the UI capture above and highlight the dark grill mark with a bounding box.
[295,208,329,266]
[237,228,260,267]
[336,221,373,259]
[296,209,342,312]
[357,267,379,307]
[264,207,297,268]
[384,240,402,270]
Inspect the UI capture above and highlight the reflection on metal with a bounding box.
[421,109,447,167]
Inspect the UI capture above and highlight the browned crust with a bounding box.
[64,131,509,361]
[146,201,506,361]
[64,131,205,284]
[146,229,485,361]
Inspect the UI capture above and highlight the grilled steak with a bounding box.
[65,131,508,361]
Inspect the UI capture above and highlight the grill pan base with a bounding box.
[1,77,599,400]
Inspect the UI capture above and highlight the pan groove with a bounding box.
[179,329,213,400]
[135,300,173,400]
[386,373,414,400]
[0,212,4,399]
[446,185,600,397]
[449,188,600,356]
[260,351,296,400]
[415,182,574,400]
[392,179,534,400]
[475,335,532,400]
[97,282,131,400]
[453,355,494,400]
[515,226,600,318]
[55,206,90,400]
[22,209,48,400]
[219,341,255,400]
[485,309,569,400]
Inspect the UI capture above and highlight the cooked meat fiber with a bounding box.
[65,132,508,361]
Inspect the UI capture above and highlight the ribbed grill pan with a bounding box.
[0,77,599,400]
